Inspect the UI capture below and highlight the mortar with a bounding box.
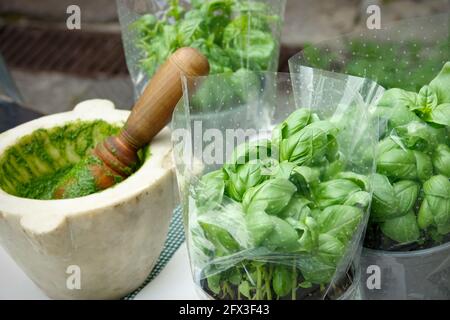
[0,99,176,299]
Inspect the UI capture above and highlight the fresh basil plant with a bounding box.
[192,108,370,300]
[131,0,281,79]
[368,62,450,248]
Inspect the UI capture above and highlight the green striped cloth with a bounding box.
[123,206,185,300]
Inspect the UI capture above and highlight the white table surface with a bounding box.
[0,243,199,300]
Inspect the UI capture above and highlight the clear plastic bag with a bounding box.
[291,13,450,253]
[172,68,383,300]
[289,13,450,299]
[291,13,449,93]
[117,0,286,96]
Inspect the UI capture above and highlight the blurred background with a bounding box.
[0,0,448,126]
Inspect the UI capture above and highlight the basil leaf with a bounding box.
[393,180,419,215]
[191,40,234,74]
[316,233,345,265]
[245,208,274,246]
[321,158,346,181]
[195,170,226,213]
[270,161,296,180]
[375,137,400,158]
[429,61,450,104]
[381,211,420,243]
[207,273,222,295]
[178,17,203,42]
[200,222,240,257]
[272,265,294,297]
[289,165,320,196]
[418,197,434,230]
[299,281,313,289]
[238,281,251,299]
[415,85,438,114]
[280,195,312,219]
[263,215,299,251]
[432,144,450,177]
[413,150,433,182]
[297,256,336,285]
[224,139,271,173]
[418,175,450,235]
[423,103,450,127]
[394,120,445,151]
[315,205,363,243]
[293,214,319,253]
[370,173,399,222]
[313,179,361,209]
[280,121,338,166]
[384,105,423,130]
[376,148,417,180]
[325,135,339,163]
[226,267,242,285]
[284,199,319,252]
[377,88,417,110]
[270,162,321,197]
[242,178,297,216]
[223,18,274,70]
[272,109,316,151]
[334,171,370,191]
[201,0,232,37]
[198,201,254,258]
[225,160,270,202]
[342,191,370,209]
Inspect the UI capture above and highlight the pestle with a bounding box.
[52,47,209,199]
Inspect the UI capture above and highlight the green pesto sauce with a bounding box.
[0,120,149,200]
[54,153,120,199]
[15,166,72,200]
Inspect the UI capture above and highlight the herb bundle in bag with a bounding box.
[117,0,286,95]
[172,70,382,300]
[366,62,450,250]
[289,12,450,251]
[289,13,450,299]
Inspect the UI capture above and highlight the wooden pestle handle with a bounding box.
[53,48,209,198]
[119,47,210,150]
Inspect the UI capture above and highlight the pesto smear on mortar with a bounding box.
[0,120,146,200]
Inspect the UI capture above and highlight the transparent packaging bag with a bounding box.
[290,14,450,299]
[291,13,449,93]
[171,68,383,300]
[117,0,286,95]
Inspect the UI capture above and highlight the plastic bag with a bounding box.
[290,13,450,300]
[291,14,450,251]
[291,13,449,93]
[117,0,286,96]
[171,67,383,300]
[291,13,450,252]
